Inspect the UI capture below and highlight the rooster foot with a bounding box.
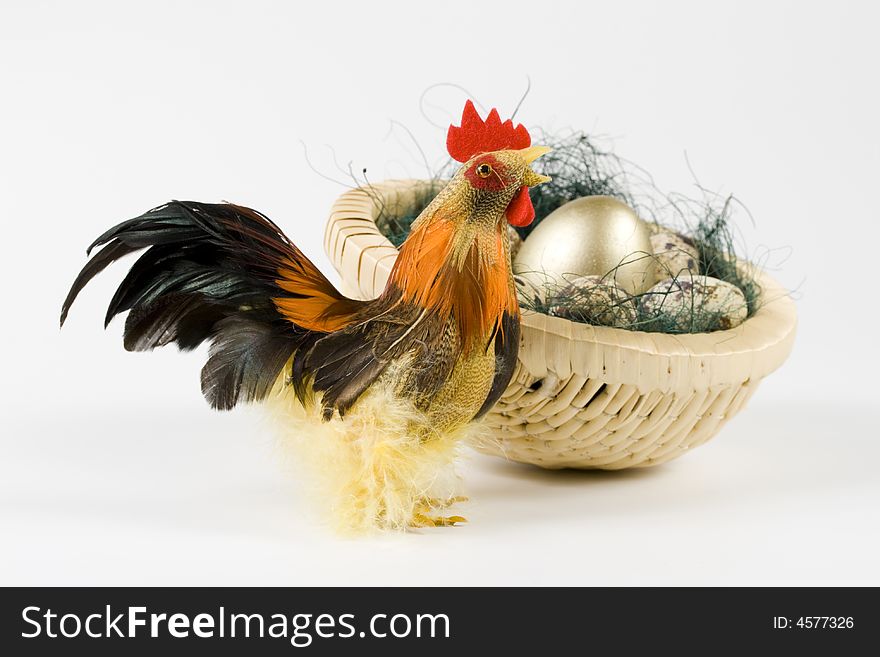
[411,512,467,527]
[411,496,468,527]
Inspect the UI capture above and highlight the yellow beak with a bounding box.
[517,145,552,186]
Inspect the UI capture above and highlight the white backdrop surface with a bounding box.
[1,0,877,585]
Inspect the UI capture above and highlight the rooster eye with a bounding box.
[476,163,492,178]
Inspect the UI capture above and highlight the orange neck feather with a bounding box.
[387,215,518,350]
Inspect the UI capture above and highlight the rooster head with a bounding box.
[446,100,551,227]
[387,100,550,346]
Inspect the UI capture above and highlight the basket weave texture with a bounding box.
[324,180,797,469]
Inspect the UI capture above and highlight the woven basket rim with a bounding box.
[324,178,797,391]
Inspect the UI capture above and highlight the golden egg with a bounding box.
[513,196,657,296]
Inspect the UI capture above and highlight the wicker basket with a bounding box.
[324,179,797,470]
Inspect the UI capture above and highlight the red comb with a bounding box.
[446,100,531,163]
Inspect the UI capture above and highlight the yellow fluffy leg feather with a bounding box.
[266,376,479,533]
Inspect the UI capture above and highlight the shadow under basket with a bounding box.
[324,179,797,470]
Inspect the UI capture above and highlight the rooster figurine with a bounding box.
[61,101,550,531]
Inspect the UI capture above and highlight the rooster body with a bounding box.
[62,102,550,530]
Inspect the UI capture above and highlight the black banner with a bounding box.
[1,587,874,654]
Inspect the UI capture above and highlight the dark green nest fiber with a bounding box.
[518,129,638,239]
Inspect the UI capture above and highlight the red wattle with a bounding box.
[506,186,535,227]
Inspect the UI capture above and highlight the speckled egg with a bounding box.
[546,275,637,328]
[650,230,700,278]
[640,275,749,332]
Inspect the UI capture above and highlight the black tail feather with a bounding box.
[200,315,296,411]
[62,201,316,410]
[122,293,224,352]
[60,240,139,326]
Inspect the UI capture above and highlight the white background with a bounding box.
[1,0,878,585]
